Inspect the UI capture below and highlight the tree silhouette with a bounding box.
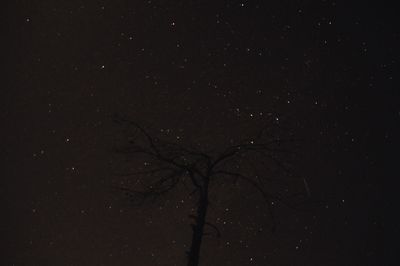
[113,115,309,266]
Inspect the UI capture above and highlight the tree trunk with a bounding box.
[187,180,209,266]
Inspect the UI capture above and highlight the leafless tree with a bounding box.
[113,115,309,266]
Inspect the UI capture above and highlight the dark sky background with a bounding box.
[3,0,399,265]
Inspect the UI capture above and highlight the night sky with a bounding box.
[3,1,399,265]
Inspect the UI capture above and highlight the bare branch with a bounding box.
[113,168,185,204]
[212,170,277,230]
[204,222,221,238]
[115,166,175,177]
[188,215,221,238]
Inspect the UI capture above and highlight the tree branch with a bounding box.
[212,170,277,230]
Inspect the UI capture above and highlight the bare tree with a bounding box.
[113,115,309,266]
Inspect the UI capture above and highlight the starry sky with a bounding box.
[3,0,399,265]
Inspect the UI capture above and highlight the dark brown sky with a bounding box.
[3,0,398,265]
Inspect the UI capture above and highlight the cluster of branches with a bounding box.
[112,114,318,266]
[113,115,309,226]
